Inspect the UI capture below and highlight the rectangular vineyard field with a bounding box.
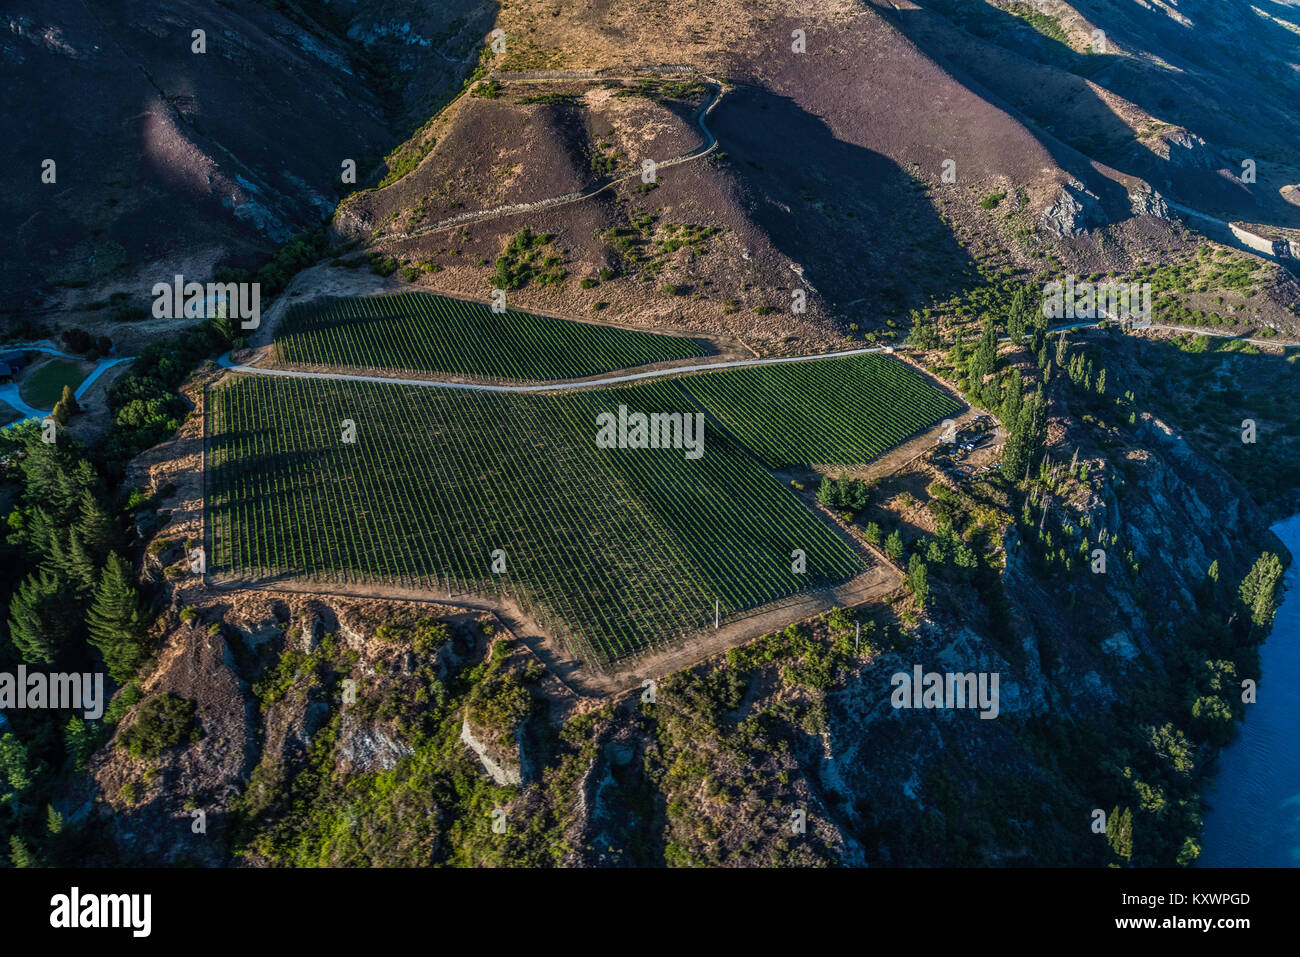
[205,374,865,665]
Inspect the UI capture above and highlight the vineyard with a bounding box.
[205,374,867,666]
[678,354,963,468]
[272,292,708,381]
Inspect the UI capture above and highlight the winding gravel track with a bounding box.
[384,72,726,242]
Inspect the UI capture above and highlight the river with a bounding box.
[1198,514,1300,867]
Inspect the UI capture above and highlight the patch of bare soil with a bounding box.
[3,2,395,313]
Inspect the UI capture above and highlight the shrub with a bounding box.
[118,693,199,760]
[466,669,530,737]
[104,683,144,725]
[367,253,399,277]
[885,530,905,562]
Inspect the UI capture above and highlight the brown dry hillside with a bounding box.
[10,0,1297,342]
[327,2,1152,343]
[333,0,1300,346]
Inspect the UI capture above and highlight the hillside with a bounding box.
[0,0,1297,878]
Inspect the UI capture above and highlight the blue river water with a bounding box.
[1198,514,1300,867]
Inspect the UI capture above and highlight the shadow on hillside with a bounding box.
[710,85,982,329]
[878,0,1299,230]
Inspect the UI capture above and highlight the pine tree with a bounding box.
[966,316,999,398]
[950,330,967,365]
[8,569,74,665]
[86,552,149,682]
[61,530,98,597]
[884,530,905,564]
[19,441,67,506]
[847,479,872,512]
[1029,294,1049,355]
[8,835,35,868]
[1003,389,1047,482]
[1007,285,1028,345]
[999,369,1023,430]
[76,489,116,558]
[816,476,837,507]
[0,733,34,800]
[1024,389,1047,472]
[64,718,98,771]
[59,384,80,416]
[1002,407,1027,481]
[977,316,998,372]
[13,505,57,561]
[1239,552,1285,634]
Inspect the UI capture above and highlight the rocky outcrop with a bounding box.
[1128,183,1171,220]
[336,711,414,774]
[1040,178,1105,237]
[461,714,522,785]
[1158,129,1220,170]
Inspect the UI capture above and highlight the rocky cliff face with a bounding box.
[85,592,467,865]
[810,412,1274,862]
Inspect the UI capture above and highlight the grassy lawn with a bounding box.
[18,357,94,409]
